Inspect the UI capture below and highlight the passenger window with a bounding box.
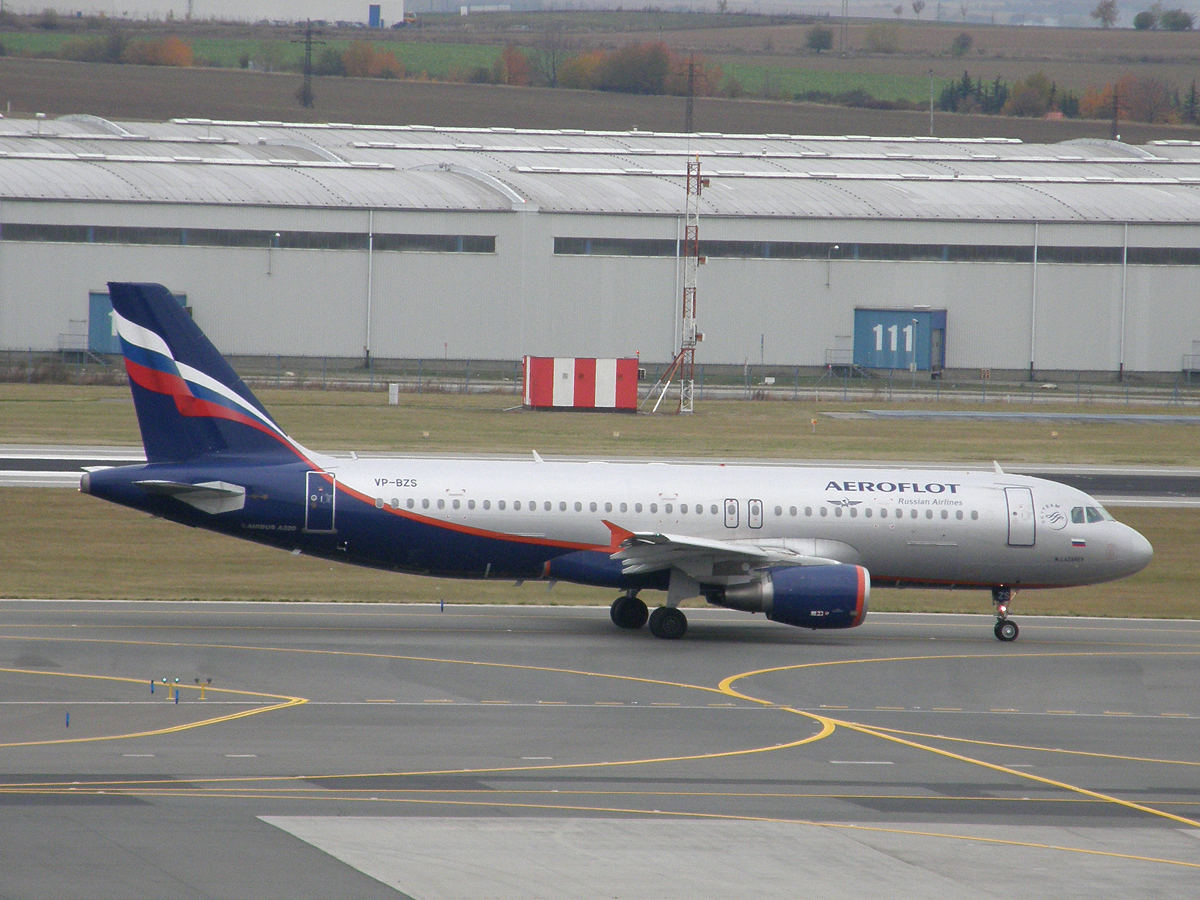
[774,505,782,516]
[605,502,613,513]
[925,509,933,519]
[806,507,813,516]
[880,508,888,518]
[665,503,673,513]
[636,503,643,513]
[483,500,490,510]
[696,504,702,514]
[650,503,658,513]
[711,504,719,514]
[940,509,948,519]
[514,501,522,510]
[971,510,978,520]
[422,499,430,509]
[911,510,918,519]
[835,507,842,517]
[575,501,582,512]
[375,498,383,509]
[681,504,689,514]
[789,506,797,516]
[864,508,872,518]
[1086,507,1104,523]
[452,499,460,510]
[544,501,551,511]
[620,502,628,513]
[955,510,963,520]
[559,501,567,511]
[407,498,415,509]
[468,499,475,510]
[590,502,598,512]
[529,502,536,512]
[849,508,857,517]
[498,500,506,510]
[438,499,445,510]
[390,498,399,509]
[1071,507,1085,524]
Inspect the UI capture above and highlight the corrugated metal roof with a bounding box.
[0,116,1199,222]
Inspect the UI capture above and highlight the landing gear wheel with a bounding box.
[994,620,1019,642]
[648,607,687,640]
[610,595,649,630]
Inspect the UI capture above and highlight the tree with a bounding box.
[1159,8,1194,29]
[717,0,728,12]
[806,25,834,53]
[894,5,904,19]
[1133,9,1157,28]
[500,43,531,86]
[950,31,973,56]
[1123,75,1177,122]
[593,42,671,95]
[528,25,575,87]
[1091,0,1119,27]
[912,0,926,19]
[1002,72,1054,117]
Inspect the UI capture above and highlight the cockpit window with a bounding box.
[1086,506,1105,523]
[1071,507,1085,524]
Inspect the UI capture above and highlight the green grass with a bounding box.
[721,64,947,104]
[3,384,1199,466]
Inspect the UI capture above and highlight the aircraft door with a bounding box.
[1004,487,1035,547]
[305,471,337,532]
[724,498,739,528]
[747,499,764,529]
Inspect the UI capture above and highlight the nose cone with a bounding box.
[1120,524,1154,577]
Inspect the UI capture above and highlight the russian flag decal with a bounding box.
[1072,538,1087,548]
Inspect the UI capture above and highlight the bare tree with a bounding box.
[527,25,576,88]
[1090,0,1119,27]
[960,2,968,22]
[912,0,926,19]
[894,5,904,19]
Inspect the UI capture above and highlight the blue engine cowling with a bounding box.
[711,564,869,629]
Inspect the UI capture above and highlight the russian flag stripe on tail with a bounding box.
[109,282,305,464]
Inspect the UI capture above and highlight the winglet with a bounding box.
[993,460,1004,474]
[532,450,544,464]
[601,519,635,551]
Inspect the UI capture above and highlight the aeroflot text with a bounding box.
[825,481,961,494]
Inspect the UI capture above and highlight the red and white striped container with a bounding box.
[522,357,639,411]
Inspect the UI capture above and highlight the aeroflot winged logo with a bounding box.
[113,308,293,447]
[825,480,961,495]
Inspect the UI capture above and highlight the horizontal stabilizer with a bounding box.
[134,479,246,514]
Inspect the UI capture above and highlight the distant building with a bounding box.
[1,114,1198,377]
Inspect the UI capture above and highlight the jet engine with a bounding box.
[709,564,869,629]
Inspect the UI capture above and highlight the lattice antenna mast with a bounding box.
[678,155,706,413]
[641,156,706,414]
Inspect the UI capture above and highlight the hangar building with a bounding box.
[2,114,1199,377]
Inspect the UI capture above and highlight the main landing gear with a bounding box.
[610,593,648,630]
[609,593,687,639]
[992,587,1019,642]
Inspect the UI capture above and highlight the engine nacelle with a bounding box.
[711,564,869,629]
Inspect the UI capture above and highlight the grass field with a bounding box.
[0,384,1196,616]
[4,384,1200,464]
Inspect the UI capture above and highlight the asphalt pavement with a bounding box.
[1,601,1197,899]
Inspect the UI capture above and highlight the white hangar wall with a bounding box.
[1,118,1199,375]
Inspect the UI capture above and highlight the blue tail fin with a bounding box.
[109,282,300,463]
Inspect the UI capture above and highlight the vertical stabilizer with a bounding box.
[109,282,300,463]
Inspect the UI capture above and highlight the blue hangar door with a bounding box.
[853,308,947,373]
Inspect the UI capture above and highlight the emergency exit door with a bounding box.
[1005,487,1035,547]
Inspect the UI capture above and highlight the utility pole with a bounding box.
[293,20,325,109]
[684,54,696,134]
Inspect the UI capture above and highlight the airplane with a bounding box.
[81,283,1154,642]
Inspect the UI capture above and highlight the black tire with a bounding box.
[610,596,648,630]
[648,607,687,640]
[994,620,1019,642]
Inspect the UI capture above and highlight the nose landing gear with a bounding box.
[610,593,649,630]
[993,587,1019,642]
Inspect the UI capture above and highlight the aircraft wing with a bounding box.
[605,522,853,582]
